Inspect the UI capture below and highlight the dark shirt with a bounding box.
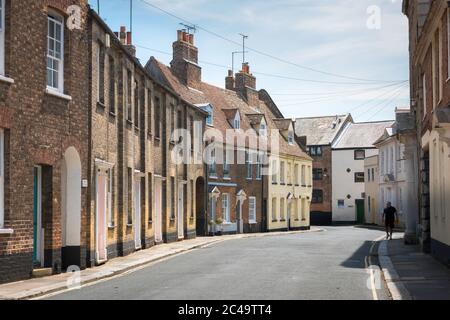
[384,206,397,221]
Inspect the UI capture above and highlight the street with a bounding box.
[46,227,391,300]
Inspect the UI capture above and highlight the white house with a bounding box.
[374,123,407,229]
[331,121,394,223]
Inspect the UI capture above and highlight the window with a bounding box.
[134,80,139,127]
[371,168,375,182]
[0,129,4,229]
[271,160,277,184]
[126,70,132,122]
[47,12,64,92]
[249,197,256,223]
[422,73,427,119]
[223,149,230,178]
[288,131,294,145]
[280,161,285,184]
[97,42,105,104]
[438,27,443,102]
[280,198,285,221]
[0,0,5,75]
[189,116,194,152]
[234,113,240,130]
[313,168,323,180]
[107,169,114,227]
[170,177,175,220]
[338,200,345,209]
[312,189,323,204]
[209,148,217,177]
[147,89,152,134]
[309,146,322,157]
[301,165,306,186]
[260,122,267,137]
[294,164,299,185]
[354,149,365,160]
[222,194,230,222]
[109,56,116,114]
[246,150,252,179]
[272,198,277,221]
[301,199,306,221]
[256,153,262,180]
[294,199,299,220]
[287,163,292,185]
[154,96,161,138]
[205,105,213,126]
[368,196,371,213]
[354,172,365,183]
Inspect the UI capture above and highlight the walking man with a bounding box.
[382,202,398,240]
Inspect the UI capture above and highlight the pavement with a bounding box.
[42,226,391,300]
[378,232,450,300]
[0,228,323,300]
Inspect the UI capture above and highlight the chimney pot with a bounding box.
[228,70,233,77]
[120,26,126,33]
[126,31,132,45]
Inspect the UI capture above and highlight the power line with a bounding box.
[363,85,408,121]
[137,0,407,84]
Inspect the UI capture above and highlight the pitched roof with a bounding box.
[148,57,311,160]
[295,115,351,146]
[272,119,292,131]
[333,121,395,149]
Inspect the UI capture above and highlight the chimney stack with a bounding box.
[234,63,258,106]
[116,26,136,57]
[171,29,201,89]
[225,70,235,90]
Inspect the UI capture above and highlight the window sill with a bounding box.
[0,75,14,84]
[209,176,218,180]
[272,220,278,223]
[0,229,14,235]
[223,176,231,181]
[45,88,72,101]
[97,101,106,109]
[108,225,116,230]
[109,111,117,118]
[248,221,257,225]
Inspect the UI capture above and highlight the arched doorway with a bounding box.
[61,147,82,270]
[195,177,206,236]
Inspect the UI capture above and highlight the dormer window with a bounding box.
[199,104,213,126]
[233,112,241,130]
[288,131,294,145]
[260,121,267,137]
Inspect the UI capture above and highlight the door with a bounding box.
[177,183,184,239]
[154,179,163,243]
[356,199,365,224]
[96,171,108,263]
[33,166,43,267]
[134,177,142,249]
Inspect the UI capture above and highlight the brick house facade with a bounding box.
[89,11,206,266]
[0,0,90,284]
[403,0,450,265]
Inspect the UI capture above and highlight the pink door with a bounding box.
[96,173,107,263]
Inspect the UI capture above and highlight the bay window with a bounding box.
[47,12,64,92]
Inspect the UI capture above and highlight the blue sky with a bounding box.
[88,0,410,122]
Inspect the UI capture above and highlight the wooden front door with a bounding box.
[154,179,163,243]
[96,171,108,263]
[134,177,142,249]
[33,166,43,267]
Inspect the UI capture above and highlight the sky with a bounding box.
[88,0,410,122]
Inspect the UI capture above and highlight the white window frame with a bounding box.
[246,150,252,180]
[233,112,240,130]
[280,161,285,184]
[256,153,262,180]
[47,12,64,93]
[338,200,345,209]
[205,106,213,127]
[272,198,277,221]
[0,129,4,229]
[248,197,256,224]
[271,159,277,184]
[0,0,5,76]
[280,198,285,221]
[222,193,230,223]
[260,121,267,137]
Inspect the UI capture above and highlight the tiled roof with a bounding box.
[295,115,351,146]
[333,121,395,149]
[148,57,311,160]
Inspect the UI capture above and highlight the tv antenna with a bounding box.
[180,23,197,34]
[232,51,248,74]
[239,33,248,64]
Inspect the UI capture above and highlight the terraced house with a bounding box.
[89,11,206,265]
[148,30,312,234]
[0,0,90,284]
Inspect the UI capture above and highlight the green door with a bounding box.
[356,199,365,224]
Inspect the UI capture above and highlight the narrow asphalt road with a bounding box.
[46,226,391,300]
